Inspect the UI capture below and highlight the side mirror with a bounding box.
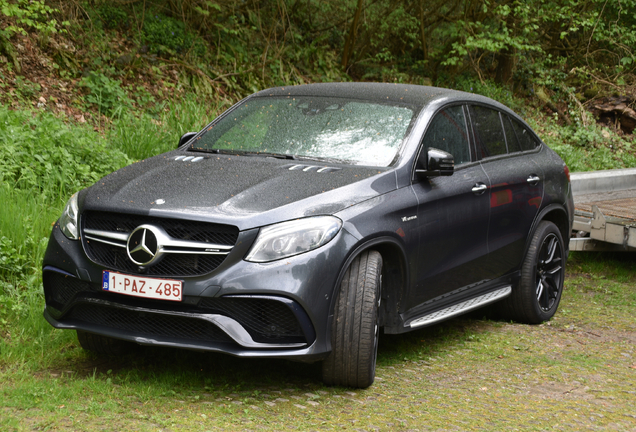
[416,148,454,177]
[178,132,197,148]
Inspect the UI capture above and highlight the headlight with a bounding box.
[59,193,79,240]
[245,216,342,263]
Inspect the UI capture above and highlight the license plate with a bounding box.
[102,271,183,301]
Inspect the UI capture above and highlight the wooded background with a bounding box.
[1,0,636,130]
[15,0,634,97]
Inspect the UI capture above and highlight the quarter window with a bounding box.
[421,106,471,165]
[469,106,507,158]
[510,117,539,151]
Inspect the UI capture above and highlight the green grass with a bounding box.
[107,95,226,161]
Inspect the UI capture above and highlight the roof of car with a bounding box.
[252,82,505,110]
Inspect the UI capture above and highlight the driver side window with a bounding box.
[422,106,471,165]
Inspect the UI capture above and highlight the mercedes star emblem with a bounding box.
[127,225,160,265]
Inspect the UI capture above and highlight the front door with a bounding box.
[407,105,492,311]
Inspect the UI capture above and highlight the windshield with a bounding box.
[190,96,416,167]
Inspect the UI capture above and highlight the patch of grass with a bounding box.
[0,104,131,200]
[531,117,636,172]
[107,95,222,161]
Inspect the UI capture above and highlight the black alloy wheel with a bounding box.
[535,232,563,312]
[501,221,565,324]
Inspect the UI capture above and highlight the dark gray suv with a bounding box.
[43,83,574,388]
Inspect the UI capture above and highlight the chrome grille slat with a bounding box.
[84,235,126,248]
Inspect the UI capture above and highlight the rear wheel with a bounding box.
[322,250,382,388]
[76,330,137,356]
[502,221,565,324]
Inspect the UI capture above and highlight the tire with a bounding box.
[502,221,565,324]
[322,250,382,388]
[76,330,137,356]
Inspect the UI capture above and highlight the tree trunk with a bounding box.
[418,0,428,61]
[341,0,364,69]
[495,47,515,85]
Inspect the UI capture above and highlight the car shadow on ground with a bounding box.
[49,315,499,390]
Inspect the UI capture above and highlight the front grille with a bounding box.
[81,211,238,276]
[200,298,305,344]
[66,303,233,344]
[85,242,226,276]
[44,271,99,306]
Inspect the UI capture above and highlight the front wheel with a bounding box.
[502,221,566,324]
[322,250,382,388]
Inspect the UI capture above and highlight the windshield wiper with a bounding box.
[242,152,297,160]
[188,147,297,159]
[293,154,353,164]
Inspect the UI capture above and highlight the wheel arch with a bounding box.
[528,204,570,255]
[325,236,409,350]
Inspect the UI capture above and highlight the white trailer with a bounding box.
[569,168,636,252]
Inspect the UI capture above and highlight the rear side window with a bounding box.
[422,106,471,165]
[469,106,507,158]
[510,117,539,151]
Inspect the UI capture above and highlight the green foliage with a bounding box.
[0,104,131,200]
[0,184,59,325]
[80,72,132,117]
[443,2,542,68]
[0,104,133,324]
[0,235,27,277]
[451,78,523,113]
[142,13,204,56]
[536,118,636,171]
[0,0,66,37]
[13,76,41,101]
[95,3,129,30]
[107,95,221,161]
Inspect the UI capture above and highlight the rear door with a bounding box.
[468,105,544,277]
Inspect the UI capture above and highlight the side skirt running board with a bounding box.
[406,286,512,329]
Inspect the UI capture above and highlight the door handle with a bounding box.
[527,175,540,186]
[472,183,488,195]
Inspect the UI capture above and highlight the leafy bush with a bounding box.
[142,13,204,56]
[96,3,129,30]
[534,117,636,171]
[0,236,27,278]
[0,0,65,37]
[451,78,524,114]
[80,72,132,117]
[0,104,132,200]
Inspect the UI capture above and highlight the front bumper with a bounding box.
[42,223,358,361]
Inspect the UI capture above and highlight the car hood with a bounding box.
[81,151,397,230]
